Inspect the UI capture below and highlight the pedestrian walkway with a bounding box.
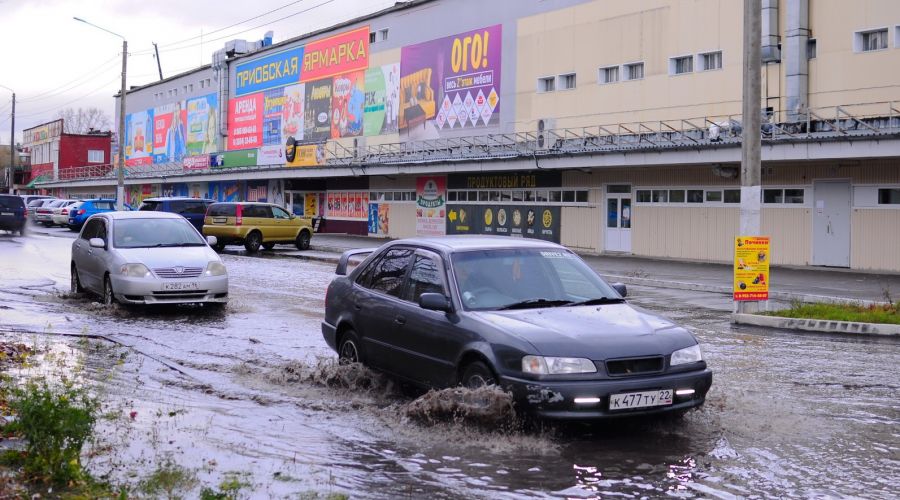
[297,234,900,304]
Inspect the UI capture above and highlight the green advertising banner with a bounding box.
[210,149,258,168]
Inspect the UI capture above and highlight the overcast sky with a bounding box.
[0,0,396,144]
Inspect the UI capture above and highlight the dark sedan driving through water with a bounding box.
[322,236,712,419]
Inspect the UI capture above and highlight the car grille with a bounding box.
[606,356,664,376]
[153,267,204,278]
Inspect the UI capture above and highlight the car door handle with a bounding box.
[394,315,406,325]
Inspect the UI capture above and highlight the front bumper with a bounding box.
[34,213,53,222]
[51,214,69,225]
[502,368,713,419]
[110,274,229,305]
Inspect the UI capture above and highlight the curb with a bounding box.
[732,313,900,337]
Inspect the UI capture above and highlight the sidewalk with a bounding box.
[292,234,900,305]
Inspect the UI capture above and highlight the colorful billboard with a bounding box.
[416,176,446,236]
[153,101,187,163]
[210,149,258,168]
[400,25,502,133]
[331,70,365,138]
[301,26,370,82]
[125,109,154,166]
[186,93,218,155]
[734,236,770,301]
[23,119,63,147]
[235,46,304,96]
[364,64,400,136]
[446,205,561,243]
[286,142,326,167]
[227,93,264,150]
[281,83,305,142]
[303,79,332,143]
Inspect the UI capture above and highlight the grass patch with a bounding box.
[764,301,900,325]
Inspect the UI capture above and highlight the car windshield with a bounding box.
[113,218,207,248]
[451,248,622,311]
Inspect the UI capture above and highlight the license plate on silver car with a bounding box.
[1,212,13,216]
[609,389,673,410]
[163,282,199,291]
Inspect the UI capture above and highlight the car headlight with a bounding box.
[205,261,227,276]
[120,263,151,278]
[670,344,703,366]
[522,355,596,375]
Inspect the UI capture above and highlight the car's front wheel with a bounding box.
[295,230,311,251]
[102,274,116,306]
[244,231,262,253]
[460,360,498,388]
[338,329,362,365]
[70,264,84,293]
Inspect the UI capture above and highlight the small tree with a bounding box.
[56,107,111,134]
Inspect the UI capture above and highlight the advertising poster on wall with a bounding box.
[153,101,187,163]
[734,236,770,301]
[258,87,287,164]
[368,203,379,234]
[327,192,335,216]
[281,83,305,143]
[400,25,502,135]
[207,182,221,201]
[446,205,561,243]
[378,203,390,234]
[245,181,268,202]
[125,109,154,167]
[415,176,447,236]
[364,64,400,136]
[183,155,210,170]
[331,71,365,138]
[300,26,370,82]
[186,93,218,155]
[227,93,264,150]
[234,46,304,97]
[189,183,206,199]
[286,142,326,167]
[221,181,243,202]
[268,179,285,208]
[304,79,333,143]
[305,194,318,217]
[210,149,258,168]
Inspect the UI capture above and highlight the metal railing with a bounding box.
[39,101,900,184]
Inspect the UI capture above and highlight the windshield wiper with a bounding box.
[567,297,625,307]
[498,299,574,310]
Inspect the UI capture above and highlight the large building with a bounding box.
[39,0,900,271]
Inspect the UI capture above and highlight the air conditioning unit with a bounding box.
[536,118,556,149]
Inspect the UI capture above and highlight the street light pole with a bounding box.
[74,17,127,210]
[739,0,762,314]
[0,84,13,194]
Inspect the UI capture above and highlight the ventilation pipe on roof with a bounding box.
[761,0,780,62]
[785,0,809,122]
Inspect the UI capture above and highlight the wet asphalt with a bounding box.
[0,226,898,498]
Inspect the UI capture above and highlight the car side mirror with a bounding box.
[289,214,296,219]
[612,282,627,298]
[89,237,106,249]
[206,235,218,246]
[419,293,453,313]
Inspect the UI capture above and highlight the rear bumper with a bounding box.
[321,321,338,351]
[501,368,713,420]
[110,274,229,305]
[202,226,248,244]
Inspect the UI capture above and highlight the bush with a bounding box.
[5,377,99,485]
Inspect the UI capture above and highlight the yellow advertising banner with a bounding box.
[286,143,326,167]
[305,193,318,217]
[734,236,770,301]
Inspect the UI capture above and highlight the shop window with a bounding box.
[549,191,562,202]
[448,191,457,202]
[723,190,741,203]
[688,190,704,203]
[607,184,630,193]
[651,190,668,203]
[784,189,804,203]
[575,191,588,203]
[636,190,651,203]
[705,190,722,202]
[525,190,535,202]
[478,191,489,202]
[878,188,900,204]
[488,190,500,201]
[763,189,784,204]
[535,190,548,202]
[669,190,686,203]
[562,191,575,203]
[512,190,524,202]
[500,191,512,201]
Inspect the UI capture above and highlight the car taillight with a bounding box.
[24,208,28,217]
[61,209,68,215]
[235,204,242,226]
[78,209,86,215]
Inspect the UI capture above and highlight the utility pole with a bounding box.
[8,93,13,194]
[739,0,762,313]
[153,42,164,81]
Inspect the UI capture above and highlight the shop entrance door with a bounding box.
[812,181,851,267]
[286,191,322,218]
[604,185,632,253]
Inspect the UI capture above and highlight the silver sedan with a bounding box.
[70,211,228,306]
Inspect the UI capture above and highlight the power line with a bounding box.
[17,76,120,119]
[19,56,122,103]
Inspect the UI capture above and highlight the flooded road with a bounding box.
[1,229,898,498]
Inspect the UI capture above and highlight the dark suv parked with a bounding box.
[0,194,27,235]
[138,197,215,232]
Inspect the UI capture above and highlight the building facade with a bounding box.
[39,0,900,271]
[23,119,112,190]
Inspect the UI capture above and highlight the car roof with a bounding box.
[101,211,185,220]
[209,201,272,205]
[388,235,565,252]
[142,197,214,202]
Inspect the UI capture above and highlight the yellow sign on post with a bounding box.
[734,236,770,301]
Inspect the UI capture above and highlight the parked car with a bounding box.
[27,198,58,222]
[67,199,129,231]
[70,211,228,306]
[50,200,81,226]
[322,237,712,420]
[20,194,54,206]
[0,194,27,235]
[202,202,313,253]
[34,199,68,226]
[138,197,215,233]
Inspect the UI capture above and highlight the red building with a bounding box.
[22,119,112,191]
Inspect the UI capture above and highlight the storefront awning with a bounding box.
[26,174,51,189]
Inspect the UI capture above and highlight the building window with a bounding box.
[558,73,576,90]
[856,28,888,52]
[807,39,817,59]
[87,150,104,163]
[636,190,651,203]
[878,188,900,204]
[723,189,741,203]
[369,32,377,43]
[379,28,389,42]
[763,188,805,204]
[687,190,704,203]
[669,189,686,203]
[763,189,784,204]
[651,190,668,203]
[699,51,722,71]
[538,76,555,93]
[623,62,644,81]
[670,55,693,75]
[705,190,722,203]
[599,66,619,84]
